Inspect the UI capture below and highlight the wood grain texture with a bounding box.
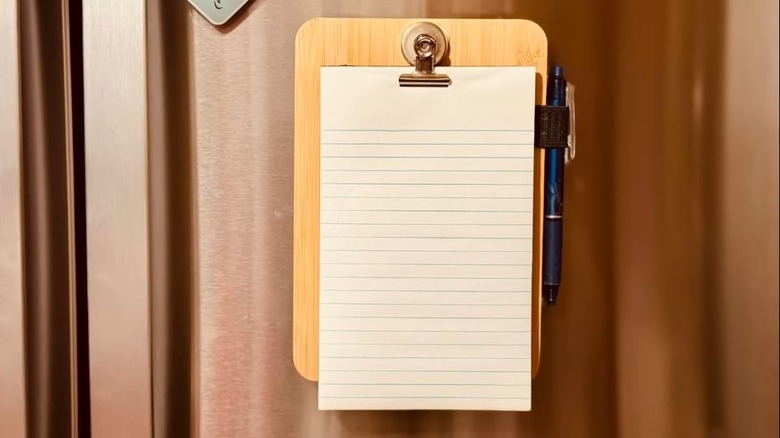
[293,18,547,382]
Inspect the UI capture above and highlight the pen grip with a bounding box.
[542,148,565,288]
[544,149,565,215]
[542,219,563,286]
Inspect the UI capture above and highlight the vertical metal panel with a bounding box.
[613,0,719,435]
[83,0,152,436]
[719,0,779,435]
[147,2,195,437]
[0,0,27,436]
[18,0,79,434]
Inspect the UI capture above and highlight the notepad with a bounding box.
[318,66,535,411]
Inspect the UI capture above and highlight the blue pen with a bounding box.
[542,66,567,305]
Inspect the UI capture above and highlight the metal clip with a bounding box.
[566,83,577,162]
[399,22,451,87]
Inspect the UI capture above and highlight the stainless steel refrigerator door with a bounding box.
[85,0,616,436]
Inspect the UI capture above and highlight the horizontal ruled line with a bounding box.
[321,263,531,266]
[321,250,531,253]
[321,357,527,359]
[322,304,528,307]
[320,370,528,374]
[320,314,531,321]
[322,235,531,240]
[320,397,531,400]
[321,169,533,173]
[322,156,533,159]
[321,290,529,293]
[321,196,532,199]
[321,237,531,240]
[322,129,534,132]
[322,142,533,146]
[321,329,529,333]
[320,383,530,387]
[323,183,531,186]
[320,223,531,226]
[321,316,530,320]
[321,209,529,212]
[322,276,528,279]
[321,342,531,346]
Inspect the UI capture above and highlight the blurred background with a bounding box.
[0,0,777,437]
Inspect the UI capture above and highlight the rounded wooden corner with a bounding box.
[293,347,317,382]
[519,19,548,45]
[295,17,324,46]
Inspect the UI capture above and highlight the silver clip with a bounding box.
[566,83,576,162]
[399,23,451,87]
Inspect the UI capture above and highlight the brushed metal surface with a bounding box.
[84,0,153,436]
[0,1,27,436]
[191,0,616,436]
[191,2,426,436]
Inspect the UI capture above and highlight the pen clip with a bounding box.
[566,83,576,162]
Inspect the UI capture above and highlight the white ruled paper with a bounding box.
[318,67,535,411]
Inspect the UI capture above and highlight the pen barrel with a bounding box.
[542,66,566,296]
[542,148,565,287]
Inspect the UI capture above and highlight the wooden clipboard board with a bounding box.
[293,18,548,381]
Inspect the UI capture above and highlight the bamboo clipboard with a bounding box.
[293,18,548,382]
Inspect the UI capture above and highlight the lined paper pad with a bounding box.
[318,67,535,411]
